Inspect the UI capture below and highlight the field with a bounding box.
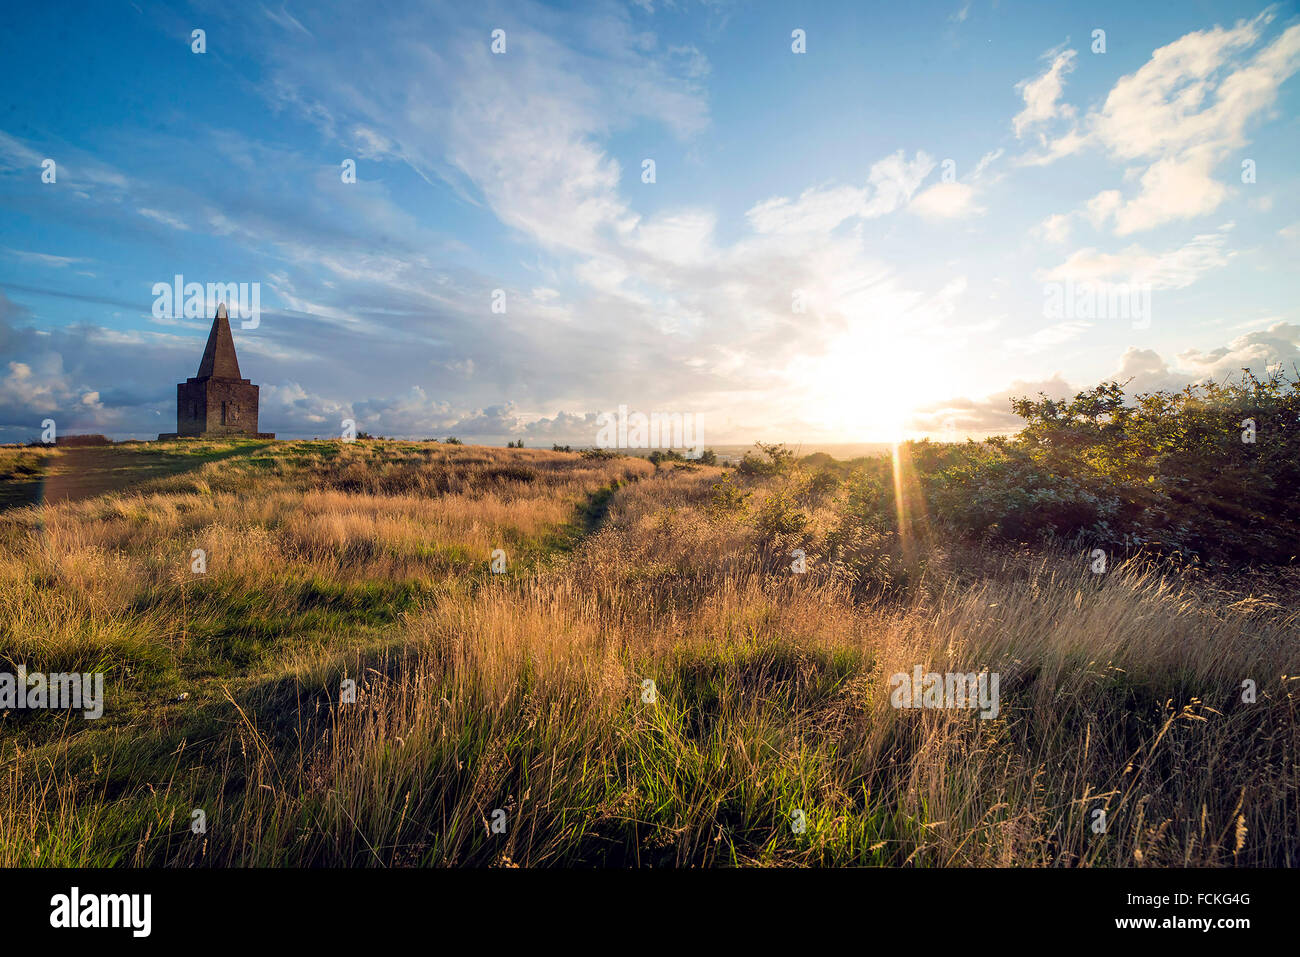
[1,435,1297,867]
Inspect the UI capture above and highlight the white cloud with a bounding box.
[1109,149,1227,235]
[1084,190,1123,228]
[1178,321,1300,380]
[1088,16,1285,161]
[746,151,935,235]
[631,209,718,264]
[137,207,191,231]
[1036,213,1072,244]
[668,44,710,79]
[352,126,397,160]
[1013,49,1077,138]
[1028,17,1300,234]
[5,249,90,268]
[1006,320,1093,355]
[910,181,982,220]
[1040,223,1234,290]
[0,358,110,425]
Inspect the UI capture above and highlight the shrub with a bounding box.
[709,471,751,515]
[923,371,1300,563]
[754,487,808,540]
[736,442,796,478]
[797,467,841,508]
[648,449,686,466]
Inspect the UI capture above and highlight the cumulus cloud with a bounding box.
[1178,321,1300,380]
[1026,16,1300,234]
[0,292,184,441]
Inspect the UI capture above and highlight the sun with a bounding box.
[791,324,945,443]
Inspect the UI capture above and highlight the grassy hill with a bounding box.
[1,436,1297,866]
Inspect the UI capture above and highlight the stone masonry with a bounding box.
[159,304,274,439]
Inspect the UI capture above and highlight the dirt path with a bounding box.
[0,442,269,511]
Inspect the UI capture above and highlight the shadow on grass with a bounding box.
[0,440,271,511]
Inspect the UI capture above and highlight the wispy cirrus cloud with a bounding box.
[1038,223,1235,289]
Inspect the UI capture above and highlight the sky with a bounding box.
[1,0,1298,445]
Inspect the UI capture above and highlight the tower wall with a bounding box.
[176,381,207,436]
[176,379,260,436]
[202,380,260,435]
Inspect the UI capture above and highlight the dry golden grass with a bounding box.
[0,440,1296,866]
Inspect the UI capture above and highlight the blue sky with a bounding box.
[1,0,1298,444]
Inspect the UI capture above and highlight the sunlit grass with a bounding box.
[0,440,1295,866]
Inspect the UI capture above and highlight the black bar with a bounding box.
[2,867,1278,943]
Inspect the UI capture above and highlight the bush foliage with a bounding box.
[833,371,1300,565]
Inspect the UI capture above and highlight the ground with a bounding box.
[0,439,1296,866]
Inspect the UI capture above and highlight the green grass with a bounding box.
[1,439,1296,867]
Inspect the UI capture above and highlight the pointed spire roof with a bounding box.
[196,303,243,379]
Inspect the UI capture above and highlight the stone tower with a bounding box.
[160,304,273,439]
